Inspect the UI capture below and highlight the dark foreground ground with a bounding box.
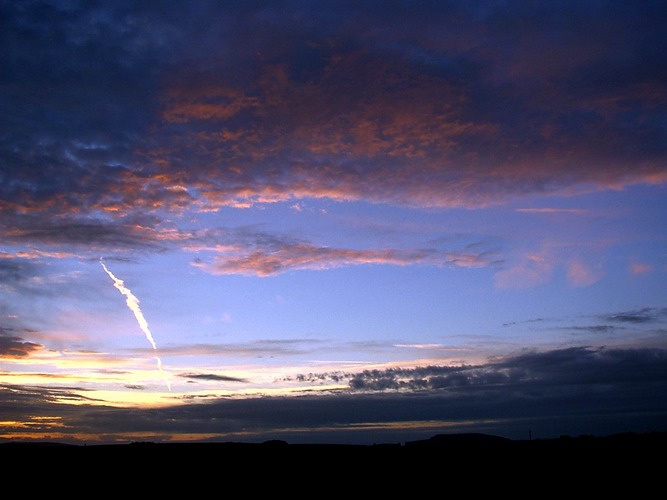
[2,431,663,490]
[2,431,664,459]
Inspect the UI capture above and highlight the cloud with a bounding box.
[566,258,603,287]
[561,325,617,334]
[0,383,101,417]
[288,346,667,394]
[146,2,667,211]
[2,1,665,229]
[196,245,478,276]
[515,208,589,214]
[630,261,654,275]
[124,384,145,390]
[494,244,607,289]
[604,307,667,324]
[189,228,496,276]
[2,215,171,252]
[494,251,555,289]
[1,346,665,443]
[158,339,317,358]
[179,372,248,383]
[0,256,47,294]
[0,331,44,358]
[0,259,34,285]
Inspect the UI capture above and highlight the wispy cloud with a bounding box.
[515,208,588,214]
[179,372,248,383]
[194,243,495,276]
[2,215,172,251]
[187,227,497,276]
[630,261,654,275]
[566,257,603,287]
[604,307,667,324]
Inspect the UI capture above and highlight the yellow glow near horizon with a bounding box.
[0,417,510,445]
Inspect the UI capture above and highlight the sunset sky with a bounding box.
[1,0,666,445]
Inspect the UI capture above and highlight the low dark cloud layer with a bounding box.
[1,346,665,444]
[293,346,667,392]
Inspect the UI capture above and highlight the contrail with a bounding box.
[100,260,171,391]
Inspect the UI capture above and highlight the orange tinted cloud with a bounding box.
[0,334,43,358]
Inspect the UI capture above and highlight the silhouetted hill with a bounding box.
[2,430,665,451]
[2,431,663,450]
[2,431,664,476]
[2,431,663,495]
[405,431,512,446]
[4,433,660,494]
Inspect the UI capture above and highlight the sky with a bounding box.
[1,0,666,445]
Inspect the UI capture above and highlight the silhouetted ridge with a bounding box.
[0,441,76,448]
[405,432,511,447]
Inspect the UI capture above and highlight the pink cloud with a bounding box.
[566,258,603,287]
[629,261,653,275]
[494,252,555,290]
[192,242,493,277]
[515,208,588,214]
[132,43,667,214]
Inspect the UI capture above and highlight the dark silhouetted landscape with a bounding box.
[3,431,664,466]
[3,431,663,495]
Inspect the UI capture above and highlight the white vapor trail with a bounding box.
[100,260,171,391]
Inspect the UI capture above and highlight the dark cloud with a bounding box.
[179,372,248,383]
[0,259,35,284]
[7,218,152,248]
[1,214,177,256]
[604,307,667,324]
[124,384,145,390]
[1,0,162,213]
[2,0,665,236]
[562,325,618,334]
[492,346,667,384]
[133,1,667,210]
[2,346,664,444]
[0,383,100,420]
[0,331,43,358]
[299,346,667,392]
[0,256,47,295]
